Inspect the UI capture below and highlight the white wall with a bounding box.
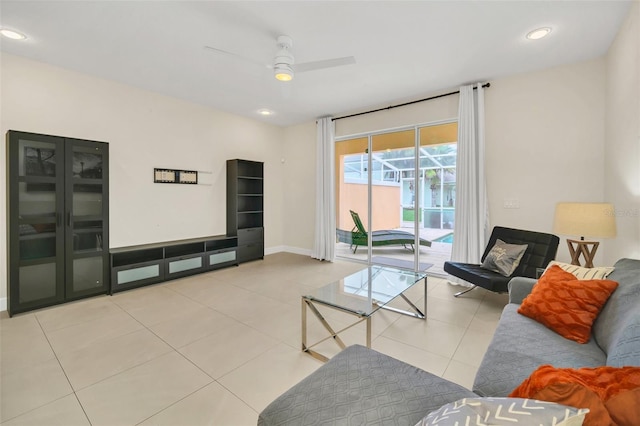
[284,59,609,265]
[604,1,640,264]
[282,121,317,255]
[0,53,285,303]
[485,58,607,264]
[334,93,460,137]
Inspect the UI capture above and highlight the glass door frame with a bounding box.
[7,133,67,312]
[64,137,110,300]
[335,119,457,272]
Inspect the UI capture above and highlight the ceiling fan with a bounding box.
[204,35,356,82]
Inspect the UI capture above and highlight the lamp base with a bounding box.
[566,239,599,268]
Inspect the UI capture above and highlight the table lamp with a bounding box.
[553,202,616,267]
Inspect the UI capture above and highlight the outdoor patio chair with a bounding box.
[444,226,559,297]
[336,210,432,254]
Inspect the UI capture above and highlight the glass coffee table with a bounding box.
[302,265,428,362]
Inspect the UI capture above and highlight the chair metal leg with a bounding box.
[402,243,415,252]
[454,285,477,297]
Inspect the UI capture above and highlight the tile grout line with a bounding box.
[34,313,94,426]
[47,300,177,397]
[440,289,489,383]
[128,282,280,416]
[146,281,289,351]
[92,293,220,388]
[30,296,116,334]
[132,381,221,426]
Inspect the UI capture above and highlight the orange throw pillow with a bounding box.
[510,365,640,426]
[518,265,618,343]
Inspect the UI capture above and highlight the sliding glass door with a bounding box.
[335,121,457,274]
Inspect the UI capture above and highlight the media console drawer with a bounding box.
[208,249,237,267]
[166,254,205,279]
[238,227,264,245]
[238,242,264,263]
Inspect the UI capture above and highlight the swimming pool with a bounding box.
[434,233,454,244]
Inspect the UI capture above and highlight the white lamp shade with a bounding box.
[553,202,617,239]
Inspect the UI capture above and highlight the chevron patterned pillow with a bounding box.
[416,397,589,426]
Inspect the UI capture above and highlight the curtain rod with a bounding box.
[332,82,491,122]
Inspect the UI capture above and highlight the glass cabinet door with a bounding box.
[65,140,109,298]
[8,133,65,310]
[7,131,109,316]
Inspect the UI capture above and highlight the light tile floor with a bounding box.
[0,253,507,425]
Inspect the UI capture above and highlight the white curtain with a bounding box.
[450,83,489,273]
[312,117,336,261]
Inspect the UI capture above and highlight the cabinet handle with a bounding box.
[67,212,71,226]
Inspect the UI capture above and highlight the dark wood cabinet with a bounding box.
[6,130,109,316]
[110,235,237,293]
[227,159,264,263]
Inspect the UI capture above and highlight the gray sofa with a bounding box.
[473,257,640,396]
[258,258,640,425]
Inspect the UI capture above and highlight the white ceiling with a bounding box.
[0,1,633,127]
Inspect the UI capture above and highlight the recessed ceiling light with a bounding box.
[526,27,552,40]
[0,28,27,40]
[258,109,274,116]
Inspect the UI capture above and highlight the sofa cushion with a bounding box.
[509,365,640,426]
[473,305,607,397]
[258,345,476,426]
[481,239,528,277]
[507,277,537,304]
[517,265,618,344]
[605,307,640,367]
[415,397,588,426]
[592,258,640,365]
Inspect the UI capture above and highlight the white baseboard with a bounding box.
[265,245,312,257]
[0,297,6,313]
[264,245,285,255]
[282,246,313,256]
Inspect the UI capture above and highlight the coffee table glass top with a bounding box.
[304,265,427,317]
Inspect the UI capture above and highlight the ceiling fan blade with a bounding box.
[203,45,269,69]
[293,56,356,73]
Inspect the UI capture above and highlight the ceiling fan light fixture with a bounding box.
[274,63,293,82]
[273,35,294,82]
